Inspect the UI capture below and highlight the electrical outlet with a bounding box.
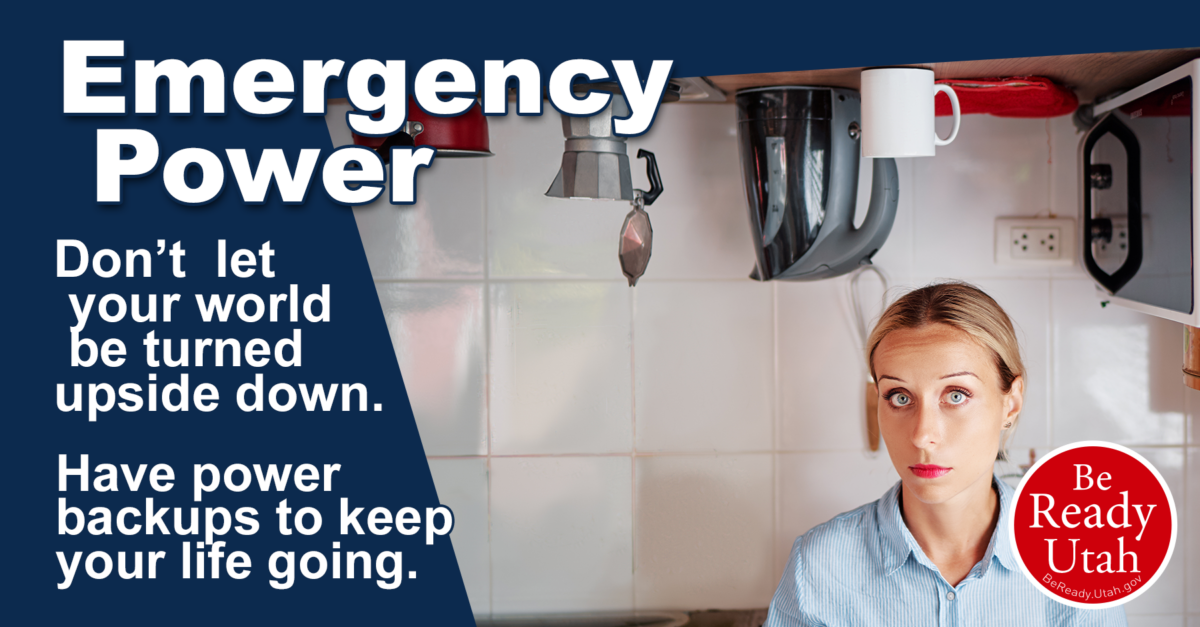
[1092,216,1149,262]
[994,217,1076,266]
[1011,227,1062,259]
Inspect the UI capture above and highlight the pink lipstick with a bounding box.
[910,464,951,479]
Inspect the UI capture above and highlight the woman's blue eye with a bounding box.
[891,393,911,407]
[947,391,967,405]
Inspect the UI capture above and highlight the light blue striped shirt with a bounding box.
[766,475,1127,626]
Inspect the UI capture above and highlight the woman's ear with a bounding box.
[1003,375,1025,429]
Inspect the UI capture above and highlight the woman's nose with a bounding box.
[910,401,941,450]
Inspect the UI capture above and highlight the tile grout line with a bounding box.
[1182,443,1188,616]
[1046,276,1056,450]
[1046,117,1054,217]
[909,160,917,282]
[482,155,494,619]
[423,442,1195,461]
[1190,382,1197,617]
[1045,118,1056,454]
[371,275,1084,284]
[373,277,767,283]
[1189,390,1194,445]
[772,279,781,578]
[1046,277,1055,450]
[630,285,638,612]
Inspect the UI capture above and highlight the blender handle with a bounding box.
[847,158,900,257]
[636,149,663,206]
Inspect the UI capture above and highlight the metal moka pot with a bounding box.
[546,86,665,286]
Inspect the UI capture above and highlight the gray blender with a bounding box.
[737,86,899,281]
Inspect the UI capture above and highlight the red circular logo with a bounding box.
[1009,441,1177,608]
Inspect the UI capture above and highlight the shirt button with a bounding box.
[947,591,956,601]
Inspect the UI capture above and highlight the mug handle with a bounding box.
[933,84,960,146]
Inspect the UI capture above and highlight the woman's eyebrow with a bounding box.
[877,375,904,382]
[940,371,979,380]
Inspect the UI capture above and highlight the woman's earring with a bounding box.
[1003,422,1013,429]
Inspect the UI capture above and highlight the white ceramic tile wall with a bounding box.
[486,113,627,279]
[489,282,632,455]
[1051,278,1186,446]
[329,106,1199,618]
[1122,448,1186,619]
[427,458,491,610]
[625,106,757,280]
[352,160,487,280]
[635,454,775,609]
[1188,387,1200,446]
[775,451,900,577]
[777,278,877,452]
[490,456,633,613]
[1133,616,1187,627]
[1188,447,1198,617]
[913,116,1055,280]
[634,281,773,453]
[376,283,486,456]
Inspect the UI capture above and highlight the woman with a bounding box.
[765,282,1126,626]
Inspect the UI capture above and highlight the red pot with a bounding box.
[352,97,491,157]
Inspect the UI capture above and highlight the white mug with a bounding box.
[860,68,960,158]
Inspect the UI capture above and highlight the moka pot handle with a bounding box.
[636,149,663,206]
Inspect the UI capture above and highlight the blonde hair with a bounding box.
[865,281,1025,460]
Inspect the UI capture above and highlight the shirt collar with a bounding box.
[991,476,1020,571]
[877,480,915,576]
[877,474,1020,577]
